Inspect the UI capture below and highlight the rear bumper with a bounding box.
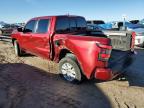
[94,50,135,80]
[94,68,113,80]
[94,68,126,80]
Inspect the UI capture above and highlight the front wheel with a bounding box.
[14,40,23,57]
[59,54,84,83]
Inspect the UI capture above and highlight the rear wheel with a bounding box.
[59,54,84,83]
[14,40,23,57]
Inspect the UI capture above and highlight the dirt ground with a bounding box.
[0,40,144,108]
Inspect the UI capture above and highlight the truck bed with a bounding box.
[74,30,133,51]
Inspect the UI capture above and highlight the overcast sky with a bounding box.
[0,0,144,23]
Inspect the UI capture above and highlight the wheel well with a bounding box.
[12,38,16,46]
[59,49,86,79]
[59,49,72,61]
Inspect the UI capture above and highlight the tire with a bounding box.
[14,40,23,57]
[59,54,84,83]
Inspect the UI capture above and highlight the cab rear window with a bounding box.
[56,16,87,34]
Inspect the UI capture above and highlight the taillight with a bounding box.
[131,32,136,50]
[97,43,112,61]
[98,48,111,61]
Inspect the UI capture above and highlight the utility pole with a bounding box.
[122,14,127,30]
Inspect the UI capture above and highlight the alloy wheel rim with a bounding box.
[61,63,76,81]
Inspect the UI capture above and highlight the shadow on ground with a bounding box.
[0,63,112,108]
[124,49,144,87]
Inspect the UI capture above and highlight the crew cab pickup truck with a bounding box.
[11,15,135,83]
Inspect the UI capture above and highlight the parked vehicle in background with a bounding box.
[87,20,105,25]
[121,21,144,47]
[87,20,105,31]
[87,24,104,31]
[0,25,2,35]
[11,15,135,83]
[139,19,144,25]
[98,21,144,47]
[130,20,140,24]
[0,22,6,35]
[0,21,6,26]
[14,23,25,28]
[0,24,22,36]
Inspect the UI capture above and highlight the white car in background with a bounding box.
[122,21,144,47]
[102,21,144,47]
[134,28,144,47]
[139,19,144,25]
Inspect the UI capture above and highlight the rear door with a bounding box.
[30,18,51,59]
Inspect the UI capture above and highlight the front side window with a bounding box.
[36,19,50,33]
[24,20,36,33]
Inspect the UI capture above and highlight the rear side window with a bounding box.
[75,17,87,30]
[24,20,36,33]
[36,19,50,33]
[56,17,70,33]
[70,18,77,31]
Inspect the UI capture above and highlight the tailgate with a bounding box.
[103,31,135,73]
[91,30,134,51]
[104,31,133,51]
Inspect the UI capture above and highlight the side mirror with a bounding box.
[23,29,32,33]
[17,27,23,32]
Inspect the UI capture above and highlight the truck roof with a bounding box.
[31,15,84,20]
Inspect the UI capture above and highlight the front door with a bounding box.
[19,20,37,53]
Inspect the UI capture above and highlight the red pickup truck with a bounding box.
[11,15,135,83]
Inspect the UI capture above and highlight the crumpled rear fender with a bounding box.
[64,39,107,79]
